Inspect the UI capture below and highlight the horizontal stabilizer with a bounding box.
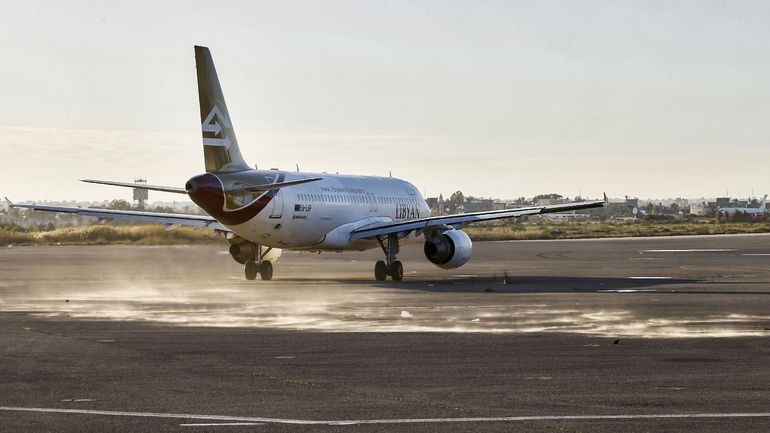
[224,177,323,193]
[81,179,187,194]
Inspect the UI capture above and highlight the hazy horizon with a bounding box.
[2,1,770,201]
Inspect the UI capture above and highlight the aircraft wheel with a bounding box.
[245,261,258,281]
[260,261,273,281]
[374,260,388,281]
[389,261,404,282]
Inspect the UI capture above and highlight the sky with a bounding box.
[2,0,770,202]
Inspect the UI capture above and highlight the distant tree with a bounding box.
[105,199,132,210]
[151,206,174,213]
[533,193,563,201]
[449,191,465,205]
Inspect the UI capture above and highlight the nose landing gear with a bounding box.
[374,233,404,281]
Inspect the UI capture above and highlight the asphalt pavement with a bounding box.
[1,234,769,432]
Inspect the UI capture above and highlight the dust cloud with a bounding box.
[1,245,768,338]
[2,281,768,338]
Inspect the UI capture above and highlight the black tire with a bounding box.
[389,261,404,281]
[245,261,258,280]
[260,261,273,281]
[374,260,388,281]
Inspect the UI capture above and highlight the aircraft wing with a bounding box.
[350,197,606,240]
[6,199,229,232]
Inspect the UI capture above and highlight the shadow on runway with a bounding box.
[270,275,698,293]
[258,276,770,295]
[388,276,770,295]
[383,275,700,293]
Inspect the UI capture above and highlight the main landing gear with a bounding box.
[245,243,274,281]
[374,233,404,281]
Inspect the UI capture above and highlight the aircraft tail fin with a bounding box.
[195,45,250,173]
[760,194,767,210]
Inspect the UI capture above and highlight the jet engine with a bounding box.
[228,238,281,264]
[229,241,256,264]
[423,229,472,269]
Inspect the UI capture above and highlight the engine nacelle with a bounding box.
[229,241,281,264]
[423,229,472,269]
[229,242,254,264]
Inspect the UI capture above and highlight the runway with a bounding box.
[1,234,769,432]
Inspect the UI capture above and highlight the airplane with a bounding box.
[718,195,768,216]
[543,213,591,223]
[7,46,606,282]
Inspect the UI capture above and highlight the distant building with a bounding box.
[133,179,148,210]
[426,194,446,215]
[534,194,566,206]
[605,196,640,218]
[624,196,639,210]
[463,198,494,213]
[689,201,707,216]
[715,197,731,208]
[492,201,509,211]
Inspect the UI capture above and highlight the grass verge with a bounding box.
[465,222,770,241]
[3,221,770,246]
[0,225,222,246]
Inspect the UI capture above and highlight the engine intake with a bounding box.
[229,242,255,264]
[424,229,472,269]
[228,238,283,265]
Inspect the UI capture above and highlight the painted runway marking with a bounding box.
[627,277,672,280]
[742,253,770,256]
[641,249,736,253]
[599,289,657,293]
[181,423,264,427]
[1,406,770,425]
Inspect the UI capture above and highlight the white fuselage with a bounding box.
[718,207,766,216]
[222,170,432,251]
